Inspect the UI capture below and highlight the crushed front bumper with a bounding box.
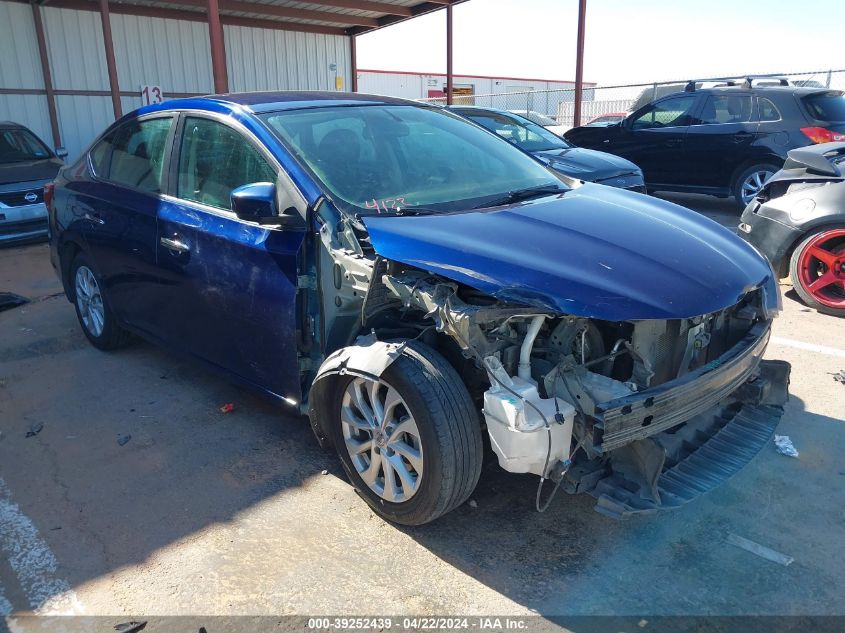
[565,321,791,518]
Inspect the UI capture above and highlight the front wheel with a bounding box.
[789,226,845,317]
[328,341,483,525]
[733,163,778,207]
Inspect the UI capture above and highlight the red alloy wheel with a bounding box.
[795,228,845,309]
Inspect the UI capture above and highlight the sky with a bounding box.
[357,0,845,86]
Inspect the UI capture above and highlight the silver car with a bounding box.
[0,122,66,245]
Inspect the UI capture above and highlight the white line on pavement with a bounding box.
[771,336,845,358]
[0,478,83,615]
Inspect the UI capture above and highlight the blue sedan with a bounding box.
[49,92,789,524]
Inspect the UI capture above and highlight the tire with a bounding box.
[789,226,845,317]
[733,163,779,208]
[328,341,483,525]
[70,252,132,350]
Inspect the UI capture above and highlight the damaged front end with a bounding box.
[305,191,791,519]
[363,269,790,518]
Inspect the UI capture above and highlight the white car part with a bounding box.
[518,315,546,380]
[482,357,574,476]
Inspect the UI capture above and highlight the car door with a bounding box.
[610,94,699,185]
[154,113,307,403]
[684,93,758,189]
[77,114,175,334]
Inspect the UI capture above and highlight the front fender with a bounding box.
[307,335,406,448]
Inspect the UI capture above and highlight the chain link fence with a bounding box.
[421,69,845,130]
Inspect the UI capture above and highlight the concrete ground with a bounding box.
[1,195,844,624]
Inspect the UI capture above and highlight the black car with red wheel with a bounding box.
[739,142,845,316]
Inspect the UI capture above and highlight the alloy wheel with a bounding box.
[796,229,845,310]
[340,376,424,503]
[740,169,775,205]
[74,265,105,337]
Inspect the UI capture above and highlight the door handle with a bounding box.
[160,235,189,254]
[83,212,104,225]
[732,131,753,143]
[602,139,611,144]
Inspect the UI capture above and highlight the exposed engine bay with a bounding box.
[307,209,790,518]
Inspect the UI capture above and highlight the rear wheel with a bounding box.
[733,163,778,208]
[789,226,845,317]
[328,341,483,525]
[70,253,132,349]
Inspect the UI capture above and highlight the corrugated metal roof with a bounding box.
[101,0,465,33]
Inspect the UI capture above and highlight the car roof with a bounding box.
[0,121,27,129]
[446,105,512,115]
[679,85,836,97]
[141,91,421,115]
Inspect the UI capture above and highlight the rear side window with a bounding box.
[802,93,845,122]
[758,98,781,122]
[90,117,173,192]
[176,117,276,210]
[697,95,753,124]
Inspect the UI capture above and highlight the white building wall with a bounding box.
[225,25,351,93]
[0,2,52,146]
[0,1,353,160]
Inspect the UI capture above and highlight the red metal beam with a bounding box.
[221,0,378,27]
[445,2,453,105]
[29,1,61,147]
[350,34,358,92]
[206,0,228,93]
[297,0,413,16]
[573,0,587,127]
[98,0,122,118]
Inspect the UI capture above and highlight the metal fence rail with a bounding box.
[421,69,845,129]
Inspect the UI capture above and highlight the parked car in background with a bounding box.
[565,79,845,206]
[451,106,645,191]
[508,109,568,136]
[585,112,627,127]
[739,142,845,316]
[49,92,789,525]
[0,122,66,245]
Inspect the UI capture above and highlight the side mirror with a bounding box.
[55,147,68,159]
[230,182,304,228]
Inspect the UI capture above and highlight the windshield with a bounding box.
[0,127,52,163]
[802,92,845,122]
[261,105,565,215]
[461,111,571,152]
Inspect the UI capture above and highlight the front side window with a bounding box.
[0,127,52,163]
[177,117,277,210]
[464,111,570,152]
[631,95,697,130]
[93,117,172,192]
[261,105,564,215]
[697,95,753,125]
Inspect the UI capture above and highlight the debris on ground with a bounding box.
[468,499,478,509]
[726,533,794,566]
[0,292,29,313]
[219,403,235,414]
[114,621,147,633]
[25,422,43,438]
[321,469,328,475]
[774,435,799,458]
[831,370,845,385]
[117,434,132,446]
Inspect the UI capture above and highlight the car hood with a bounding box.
[363,184,778,321]
[533,147,640,182]
[0,158,62,187]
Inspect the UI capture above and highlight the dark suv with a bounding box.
[565,78,845,206]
